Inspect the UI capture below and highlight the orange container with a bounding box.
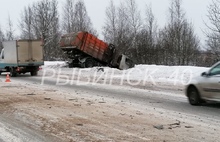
[60,32,110,62]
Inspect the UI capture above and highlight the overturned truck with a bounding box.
[60,31,134,70]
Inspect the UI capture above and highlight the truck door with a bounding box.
[31,40,43,63]
[17,40,43,65]
[0,49,4,63]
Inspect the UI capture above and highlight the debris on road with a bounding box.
[27,93,36,96]
[153,125,164,130]
[44,97,51,100]
[185,126,194,128]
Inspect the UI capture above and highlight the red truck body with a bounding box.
[60,32,113,64]
[60,31,133,69]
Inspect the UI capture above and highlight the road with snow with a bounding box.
[0,64,220,141]
[6,75,220,119]
[0,115,59,142]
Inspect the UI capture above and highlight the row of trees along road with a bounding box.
[103,0,200,66]
[0,0,219,66]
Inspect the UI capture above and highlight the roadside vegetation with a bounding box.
[0,0,219,66]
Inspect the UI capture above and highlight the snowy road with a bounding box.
[0,115,60,142]
[0,72,220,141]
[5,75,220,119]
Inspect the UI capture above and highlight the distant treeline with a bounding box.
[0,0,219,67]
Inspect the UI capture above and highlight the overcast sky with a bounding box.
[0,0,212,45]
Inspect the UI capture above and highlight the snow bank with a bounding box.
[125,65,209,84]
[43,61,67,69]
[42,62,209,85]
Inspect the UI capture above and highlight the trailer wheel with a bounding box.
[31,71,38,76]
[10,68,17,77]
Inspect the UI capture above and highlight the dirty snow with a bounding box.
[0,61,217,142]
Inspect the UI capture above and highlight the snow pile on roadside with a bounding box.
[42,62,209,85]
[123,65,209,84]
[43,61,67,69]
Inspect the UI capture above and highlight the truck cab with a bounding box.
[116,54,134,70]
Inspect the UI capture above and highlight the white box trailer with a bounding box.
[0,40,44,77]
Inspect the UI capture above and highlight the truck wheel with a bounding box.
[85,58,95,68]
[31,71,38,76]
[69,60,80,68]
[10,68,17,77]
[187,86,200,105]
[69,63,73,68]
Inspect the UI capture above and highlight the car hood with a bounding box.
[187,73,205,85]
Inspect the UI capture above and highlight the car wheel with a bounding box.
[188,87,200,105]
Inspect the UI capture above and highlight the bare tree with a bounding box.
[145,4,157,46]
[6,16,15,40]
[32,0,61,60]
[169,0,185,65]
[73,0,97,35]
[0,25,5,50]
[103,1,157,64]
[102,0,132,62]
[126,0,142,36]
[102,0,118,45]
[32,0,58,39]
[62,0,75,33]
[159,0,200,65]
[103,1,131,55]
[116,2,131,54]
[62,0,97,35]
[19,5,34,39]
[137,4,158,64]
[205,0,220,60]
[125,0,142,63]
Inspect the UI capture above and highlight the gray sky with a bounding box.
[0,0,211,45]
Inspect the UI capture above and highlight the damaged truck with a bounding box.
[60,31,134,70]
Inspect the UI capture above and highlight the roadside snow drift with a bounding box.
[41,61,209,86]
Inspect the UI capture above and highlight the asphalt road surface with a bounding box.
[0,74,220,141]
[5,75,220,119]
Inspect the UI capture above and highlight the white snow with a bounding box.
[41,61,209,86]
[43,61,67,68]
